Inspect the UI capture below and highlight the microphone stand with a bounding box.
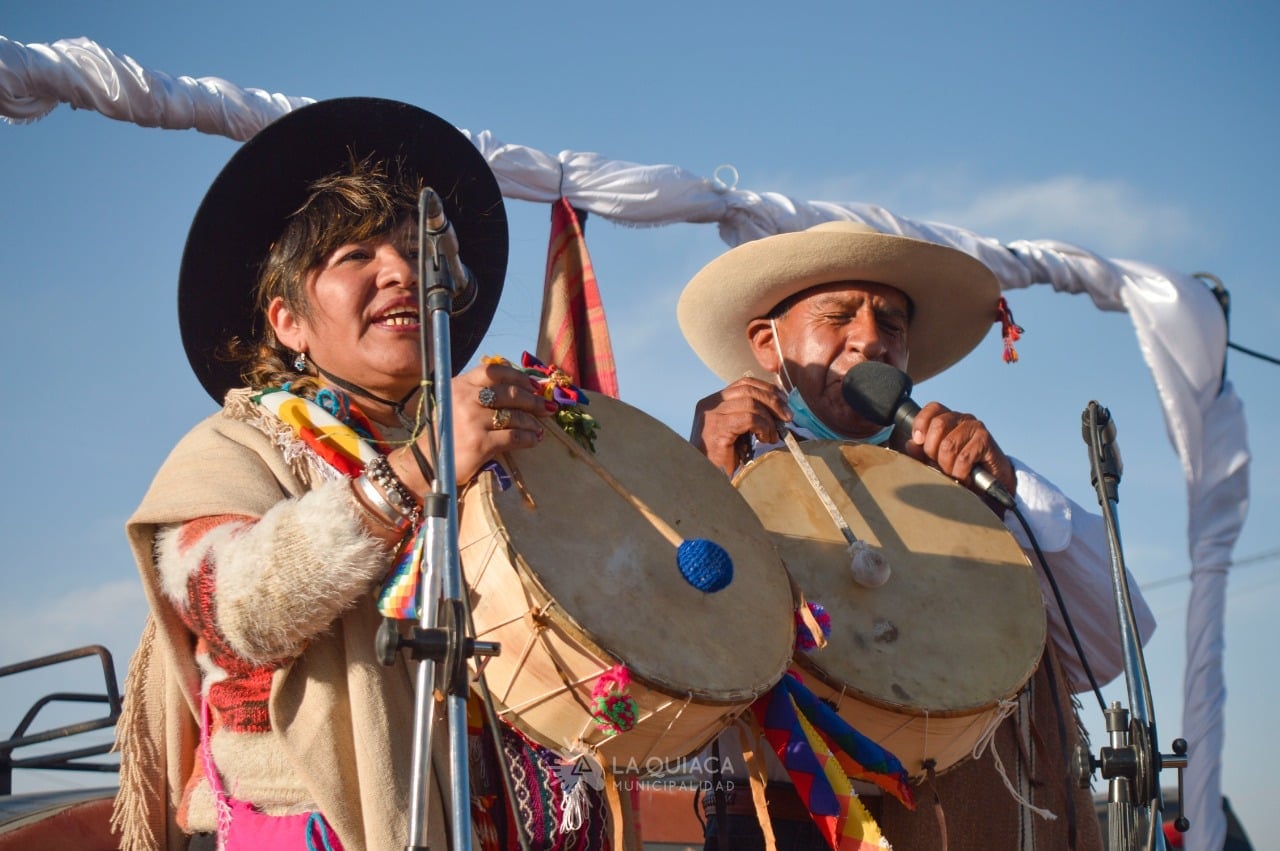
[376,188,499,851]
[1074,401,1188,851]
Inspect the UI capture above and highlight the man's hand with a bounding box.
[898,401,1017,504]
[690,377,791,476]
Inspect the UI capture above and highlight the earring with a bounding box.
[294,351,308,372]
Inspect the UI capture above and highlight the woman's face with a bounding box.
[270,219,424,400]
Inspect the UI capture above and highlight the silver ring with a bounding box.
[478,386,497,408]
[491,408,513,430]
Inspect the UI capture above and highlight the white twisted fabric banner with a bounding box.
[0,34,1245,850]
[0,35,311,138]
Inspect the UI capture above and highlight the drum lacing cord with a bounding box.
[487,601,552,708]
[856,686,921,746]
[1016,690,1037,851]
[735,714,780,851]
[470,668,535,851]
[922,760,949,851]
[459,528,503,589]
[625,692,693,768]
[921,707,929,764]
[1039,649,1082,850]
[972,696,1057,822]
[491,601,599,717]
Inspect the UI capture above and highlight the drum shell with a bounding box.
[733,441,1046,778]
[460,394,796,768]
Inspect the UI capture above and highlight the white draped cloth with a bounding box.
[1,34,1249,851]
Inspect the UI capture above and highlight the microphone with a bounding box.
[841,361,1015,510]
[1081,400,1122,503]
[421,188,478,314]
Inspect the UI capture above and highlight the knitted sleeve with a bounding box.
[153,478,392,666]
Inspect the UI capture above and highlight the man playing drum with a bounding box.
[677,221,1156,851]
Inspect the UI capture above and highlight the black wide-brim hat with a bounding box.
[179,97,508,403]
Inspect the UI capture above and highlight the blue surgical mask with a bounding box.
[786,387,893,444]
[771,319,894,446]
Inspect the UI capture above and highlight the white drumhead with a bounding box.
[462,393,795,702]
[734,441,1045,715]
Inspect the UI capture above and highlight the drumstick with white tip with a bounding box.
[543,423,735,593]
[779,429,891,588]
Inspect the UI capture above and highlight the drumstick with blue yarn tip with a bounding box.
[543,423,734,593]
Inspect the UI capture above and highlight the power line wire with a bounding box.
[1228,340,1280,366]
[1141,547,1280,591]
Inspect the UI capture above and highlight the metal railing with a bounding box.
[0,645,122,795]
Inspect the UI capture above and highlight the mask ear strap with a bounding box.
[769,318,796,392]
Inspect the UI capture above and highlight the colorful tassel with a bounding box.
[589,665,639,736]
[377,526,426,619]
[997,297,1024,364]
[796,601,832,651]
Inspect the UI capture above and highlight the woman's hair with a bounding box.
[226,156,423,394]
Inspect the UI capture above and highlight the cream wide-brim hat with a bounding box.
[677,221,1000,384]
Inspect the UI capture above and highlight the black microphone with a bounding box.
[1082,400,1122,503]
[841,361,1015,510]
[421,188,478,314]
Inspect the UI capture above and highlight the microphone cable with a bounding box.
[1006,501,1108,714]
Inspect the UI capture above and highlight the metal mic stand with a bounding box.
[376,188,499,851]
[1073,401,1188,851]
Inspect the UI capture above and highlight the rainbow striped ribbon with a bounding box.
[751,672,915,851]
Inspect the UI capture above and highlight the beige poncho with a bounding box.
[111,392,458,851]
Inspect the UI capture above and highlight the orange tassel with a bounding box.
[997,297,1024,364]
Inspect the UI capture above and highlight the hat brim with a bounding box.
[179,97,508,403]
[677,226,999,384]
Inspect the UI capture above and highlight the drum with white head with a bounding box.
[459,393,796,768]
[732,440,1046,778]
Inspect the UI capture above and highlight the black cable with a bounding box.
[1008,503,1108,714]
[1228,340,1280,366]
[1192,272,1280,369]
[312,360,424,429]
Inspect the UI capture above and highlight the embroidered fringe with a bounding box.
[110,615,163,851]
[972,698,1057,823]
[558,776,588,833]
[1071,691,1092,753]
[223,388,342,486]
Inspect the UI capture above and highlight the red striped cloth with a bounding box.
[537,198,619,397]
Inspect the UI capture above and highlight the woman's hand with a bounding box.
[449,361,555,485]
[389,361,555,494]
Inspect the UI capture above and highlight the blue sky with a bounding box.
[2,1,1277,844]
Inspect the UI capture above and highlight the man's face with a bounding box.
[752,281,911,438]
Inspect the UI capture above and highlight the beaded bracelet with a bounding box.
[363,455,423,526]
